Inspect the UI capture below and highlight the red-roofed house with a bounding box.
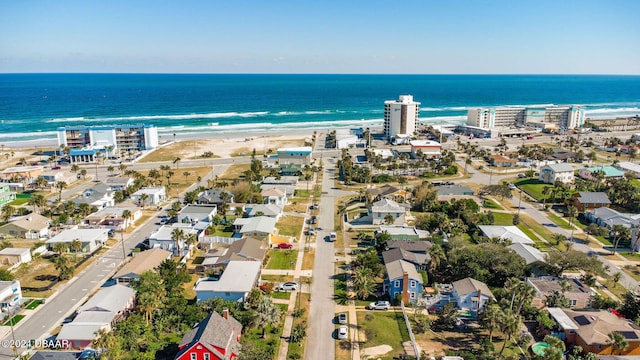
[175,309,242,360]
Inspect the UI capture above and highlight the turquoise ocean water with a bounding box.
[0,74,639,143]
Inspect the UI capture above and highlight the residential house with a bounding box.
[194,261,261,302]
[103,177,134,191]
[37,170,64,185]
[72,183,115,209]
[83,206,141,230]
[245,204,283,219]
[113,248,172,284]
[546,307,640,355]
[377,225,429,241]
[277,146,313,165]
[197,189,235,207]
[0,248,31,270]
[0,280,22,310]
[148,223,198,256]
[614,161,640,178]
[177,204,217,225]
[261,183,295,198]
[214,237,266,268]
[585,207,640,251]
[489,154,517,167]
[478,225,536,245]
[1,166,43,183]
[410,139,442,159]
[387,240,432,254]
[382,248,430,271]
[436,184,474,196]
[383,259,424,304]
[539,163,575,184]
[369,198,408,225]
[279,163,302,176]
[234,216,277,243]
[58,284,136,349]
[46,228,109,253]
[578,166,625,182]
[508,243,546,268]
[175,310,242,360]
[0,185,16,206]
[550,149,577,163]
[526,277,592,309]
[367,184,406,202]
[0,213,50,239]
[262,176,299,186]
[262,188,287,206]
[451,277,495,313]
[130,187,166,206]
[572,192,611,212]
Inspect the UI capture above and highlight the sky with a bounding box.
[1,0,639,74]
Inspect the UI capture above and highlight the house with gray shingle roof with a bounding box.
[382,248,430,271]
[572,192,611,212]
[175,310,242,360]
[383,259,423,304]
[539,163,575,184]
[451,277,494,312]
[369,199,409,225]
[197,189,234,206]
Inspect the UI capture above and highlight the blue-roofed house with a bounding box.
[383,259,424,304]
[69,147,103,163]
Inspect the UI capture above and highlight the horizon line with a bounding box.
[1,72,639,76]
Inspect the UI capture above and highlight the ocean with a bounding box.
[1,74,639,143]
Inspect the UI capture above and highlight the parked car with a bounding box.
[337,325,348,340]
[108,230,116,238]
[338,313,347,324]
[159,216,168,225]
[277,243,293,249]
[52,166,61,170]
[509,183,517,190]
[329,232,337,242]
[310,215,317,224]
[367,301,391,310]
[518,173,526,178]
[277,282,299,291]
[308,227,316,235]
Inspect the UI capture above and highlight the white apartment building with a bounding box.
[57,124,159,153]
[467,105,585,131]
[384,95,420,143]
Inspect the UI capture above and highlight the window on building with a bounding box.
[190,353,197,360]
[410,292,416,299]
[204,354,210,360]
[410,280,416,288]
[394,280,400,288]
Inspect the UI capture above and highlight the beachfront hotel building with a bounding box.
[57,124,159,154]
[466,105,585,132]
[384,95,420,144]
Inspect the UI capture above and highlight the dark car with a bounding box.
[310,215,317,224]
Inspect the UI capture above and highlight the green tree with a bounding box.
[134,271,166,325]
[542,334,566,360]
[352,267,376,300]
[479,303,503,342]
[0,268,14,281]
[0,204,15,222]
[289,321,307,343]
[607,331,629,355]
[254,297,283,339]
[56,181,68,202]
[53,255,74,280]
[499,310,521,355]
[70,239,83,262]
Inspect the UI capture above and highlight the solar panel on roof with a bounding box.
[619,331,639,340]
[573,315,591,326]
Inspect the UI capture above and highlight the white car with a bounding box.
[367,301,391,310]
[509,183,517,190]
[329,232,337,242]
[277,282,299,291]
[337,325,348,340]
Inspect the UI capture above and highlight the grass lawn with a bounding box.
[242,318,283,360]
[24,299,43,310]
[492,212,514,226]
[356,310,410,360]
[266,250,297,270]
[15,257,58,289]
[519,214,556,243]
[270,291,292,300]
[219,163,251,180]
[288,292,311,359]
[204,224,234,237]
[136,166,211,195]
[547,212,573,230]
[302,248,315,270]
[621,264,640,282]
[3,314,25,326]
[619,252,640,262]
[9,198,29,206]
[483,199,503,210]
[514,179,549,201]
[275,215,305,238]
[262,274,294,283]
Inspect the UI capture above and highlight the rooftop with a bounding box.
[238,216,277,234]
[452,277,495,298]
[194,261,261,293]
[508,243,546,265]
[46,228,109,244]
[385,259,422,282]
[575,192,611,204]
[113,248,172,280]
[478,225,535,245]
[78,284,135,313]
[543,163,575,173]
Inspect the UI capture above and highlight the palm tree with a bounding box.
[171,228,185,255]
[135,271,166,325]
[173,157,181,169]
[253,297,283,339]
[428,244,446,278]
[185,233,197,255]
[70,239,83,262]
[139,193,149,209]
[480,304,503,342]
[183,171,191,184]
[499,310,521,355]
[53,242,68,256]
[121,209,132,259]
[542,334,566,360]
[607,331,629,355]
[352,267,376,300]
[0,204,15,222]
[611,224,631,255]
[56,181,67,202]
